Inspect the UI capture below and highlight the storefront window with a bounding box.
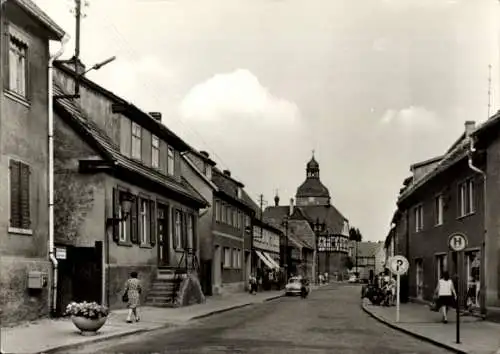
[466,251,480,308]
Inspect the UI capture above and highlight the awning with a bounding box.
[255,250,275,269]
[261,251,280,269]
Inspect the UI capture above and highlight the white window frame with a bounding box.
[167,147,175,175]
[140,199,148,245]
[8,25,28,98]
[131,122,142,160]
[232,248,238,268]
[414,205,423,232]
[459,179,475,217]
[151,135,160,169]
[435,195,443,226]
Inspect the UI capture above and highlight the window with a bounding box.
[237,187,242,199]
[232,209,237,227]
[118,204,127,242]
[222,204,227,224]
[187,214,194,250]
[9,160,30,230]
[245,215,251,228]
[203,164,212,179]
[8,33,27,97]
[151,135,160,169]
[131,122,142,160]
[223,247,231,268]
[436,254,447,280]
[434,195,443,226]
[466,251,480,307]
[174,210,182,249]
[232,249,238,268]
[459,179,475,217]
[167,147,175,175]
[139,199,149,244]
[414,205,423,232]
[215,200,221,222]
[236,211,241,229]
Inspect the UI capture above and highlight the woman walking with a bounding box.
[123,271,142,323]
[434,271,456,323]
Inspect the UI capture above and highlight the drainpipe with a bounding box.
[467,136,487,317]
[48,35,70,315]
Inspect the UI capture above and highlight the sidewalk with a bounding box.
[362,298,500,354]
[1,290,284,354]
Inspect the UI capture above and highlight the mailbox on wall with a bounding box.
[27,271,48,289]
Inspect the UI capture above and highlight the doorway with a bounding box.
[213,245,221,292]
[416,259,423,299]
[157,204,169,266]
[56,242,103,316]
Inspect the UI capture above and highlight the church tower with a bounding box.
[295,153,331,206]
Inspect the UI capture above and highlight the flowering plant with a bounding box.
[65,301,109,319]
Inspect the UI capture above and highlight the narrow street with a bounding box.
[65,284,451,354]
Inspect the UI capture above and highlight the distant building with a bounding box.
[349,241,382,280]
[264,155,350,279]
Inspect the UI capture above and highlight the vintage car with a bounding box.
[285,276,310,296]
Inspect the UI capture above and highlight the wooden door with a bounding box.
[157,204,169,266]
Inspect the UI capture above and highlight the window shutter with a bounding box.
[9,160,21,228]
[130,196,138,244]
[19,162,30,229]
[112,188,119,242]
[149,200,156,246]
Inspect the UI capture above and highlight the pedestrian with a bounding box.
[249,274,258,294]
[434,271,456,323]
[123,271,142,323]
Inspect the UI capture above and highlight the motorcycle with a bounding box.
[363,284,385,306]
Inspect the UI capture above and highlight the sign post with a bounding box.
[389,255,409,323]
[448,232,468,345]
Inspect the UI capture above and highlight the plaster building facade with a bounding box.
[0,0,65,325]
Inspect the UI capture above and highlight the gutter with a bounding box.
[467,136,487,317]
[48,35,69,315]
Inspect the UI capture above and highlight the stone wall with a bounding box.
[0,256,51,325]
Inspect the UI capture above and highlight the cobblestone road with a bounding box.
[67,284,452,354]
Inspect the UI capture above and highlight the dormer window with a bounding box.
[151,135,160,169]
[204,164,212,179]
[131,122,142,160]
[167,146,175,175]
[237,187,242,199]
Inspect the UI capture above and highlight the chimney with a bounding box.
[60,57,86,75]
[465,120,476,137]
[149,112,162,122]
[274,194,280,206]
[223,169,231,177]
[199,151,209,158]
[289,198,294,216]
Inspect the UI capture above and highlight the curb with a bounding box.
[38,326,168,354]
[361,303,467,354]
[32,295,285,354]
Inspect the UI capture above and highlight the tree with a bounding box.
[343,256,354,270]
[349,227,363,242]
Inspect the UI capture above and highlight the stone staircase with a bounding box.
[145,267,187,307]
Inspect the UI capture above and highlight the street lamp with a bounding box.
[106,193,134,228]
[313,219,322,285]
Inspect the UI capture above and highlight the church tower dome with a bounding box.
[296,152,330,206]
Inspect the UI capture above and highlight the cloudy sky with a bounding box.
[35,0,499,241]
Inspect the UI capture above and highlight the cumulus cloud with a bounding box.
[179,69,301,128]
[380,106,439,129]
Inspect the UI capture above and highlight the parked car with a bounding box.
[348,275,358,283]
[285,277,310,296]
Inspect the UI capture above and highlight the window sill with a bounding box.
[140,244,153,249]
[8,227,33,235]
[4,90,30,107]
[457,212,475,220]
[117,241,133,247]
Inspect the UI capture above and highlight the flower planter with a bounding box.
[71,316,107,336]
